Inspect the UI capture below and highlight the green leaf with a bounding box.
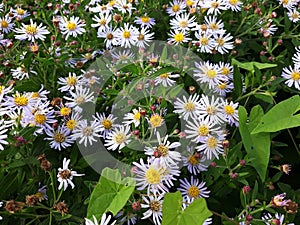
[162,191,212,225]
[252,95,300,134]
[238,106,270,181]
[87,168,136,220]
[232,58,277,72]
[232,66,243,99]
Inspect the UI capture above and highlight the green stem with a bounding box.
[48,171,57,204]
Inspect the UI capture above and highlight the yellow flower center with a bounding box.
[216,38,225,46]
[149,200,161,211]
[34,114,46,124]
[138,33,144,41]
[206,69,217,78]
[206,106,216,115]
[197,125,209,136]
[172,4,180,12]
[66,119,77,130]
[145,168,161,184]
[206,136,218,149]
[187,186,200,198]
[67,76,77,86]
[186,0,195,7]
[179,20,188,28]
[106,33,114,40]
[75,96,85,104]
[60,107,71,116]
[0,86,3,94]
[31,92,39,98]
[133,112,141,121]
[211,1,219,8]
[218,83,227,90]
[26,25,37,35]
[102,119,112,129]
[123,30,131,39]
[174,33,184,43]
[184,102,195,111]
[200,37,209,45]
[54,133,65,143]
[1,20,8,28]
[229,0,238,5]
[99,19,106,26]
[221,67,230,75]
[17,8,25,15]
[224,105,235,115]
[157,144,169,156]
[14,95,29,106]
[67,22,76,31]
[108,1,115,6]
[188,155,198,165]
[209,23,218,30]
[83,126,93,136]
[149,115,163,128]
[292,12,299,19]
[141,16,150,23]
[114,133,126,144]
[159,73,169,79]
[281,0,289,5]
[291,71,300,81]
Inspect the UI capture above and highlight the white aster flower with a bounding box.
[214,33,234,54]
[14,19,49,42]
[115,23,139,48]
[198,95,226,125]
[281,65,300,90]
[115,0,134,15]
[134,15,156,28]
[154,72,180,87]
[104,125,131,151]
[288,8,300,23]
[185,117,222,143]
[225,0,243,12]
[11,7,30,19]
[97,26,119,49]
[194,61,224,89]
[85,213,117,225]
[123,108,141,127]
[167,29,191,45]
[196,134,225,159]
[57,158,84,191]
[278,0,297,10]
[178,176,210,202]
[133,158,168,195]
[201,0,228,15]
[0,15,15,34]
[45,125,75,151]
[93,113,118,138]
[58,72,83,92]
[141,194,163,225]
[221,100,239,126]
[262,212,294,225]
[204,16,225,36]
[170,13,197,32]
[135,27,154,48]
[59,16,86,40]
[64,85,94,112]
[174,94,201,121]
[144,132,181,168]
[11,66,37,80]
[91,12,112,33]
[166,0,186,16]
[194,31,216,53]
[182,147,209,175]
[71,119,102,147]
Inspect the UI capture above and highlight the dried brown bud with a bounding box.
[26,195,38,206]
[5,200,25,213]
[51,97,62,106]
[113,14,123,23]
[284,200,298,214]
[54,201,68,216]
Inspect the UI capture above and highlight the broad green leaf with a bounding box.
[87,168,135,220]
[252,95,300,134]
[162,191,212,225]
[232,66,243,99]
[232,58,277,72]
[238,106,270,181]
